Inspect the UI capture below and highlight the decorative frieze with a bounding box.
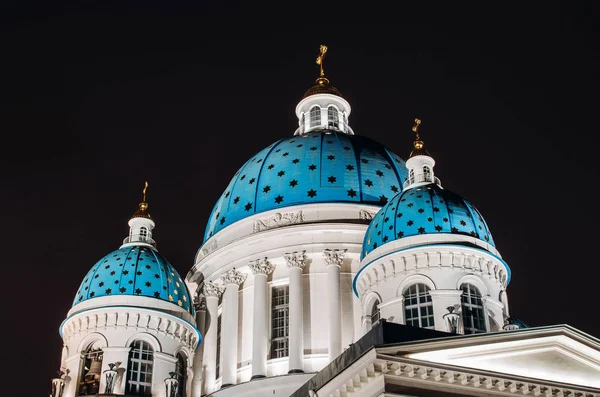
[323,248,347,267]
[284,250,307,269]
[359,209,377,220]
[249,257,275,275]
[221,267,247,286]
[202,281,224,298]
[200,239,218,258]
[253,211,305,232]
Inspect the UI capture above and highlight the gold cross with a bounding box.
[316,45,328,77]
[142,181,148,203]
[412,118,422,140]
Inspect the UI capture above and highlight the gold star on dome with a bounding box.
[176,282,180,287]
[167,278,172,283]
[174,289,178,295]
[168,295,174,302]
[183,296,187,302]
[178,300,183,307]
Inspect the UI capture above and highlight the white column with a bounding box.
[428,290,463,333]
[220,268,247,387]
[284,251,307,373]
[153,352,178,397]
[191,292,207,397]
[98,347,130,394]
[201,282,223,395]
[249,258,275,379]
[323,248,346,360]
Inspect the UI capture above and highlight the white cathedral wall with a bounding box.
[60,304,199,397]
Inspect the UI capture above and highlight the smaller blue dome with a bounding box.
[73,246,194,315]
[362,183,495,259]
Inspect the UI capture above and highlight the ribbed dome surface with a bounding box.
[204,130,408,241]
[72,246,194,314]
[362,183,495,259]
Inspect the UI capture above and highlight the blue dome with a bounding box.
[204,131,408,241]
[72,246,194,315]
[362,183,495,259]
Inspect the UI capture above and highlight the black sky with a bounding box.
[1,1,599,395]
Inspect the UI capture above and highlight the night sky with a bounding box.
[2,2,599,395]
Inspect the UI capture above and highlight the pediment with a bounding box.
[386,326,600,389]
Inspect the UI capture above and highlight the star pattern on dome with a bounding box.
[361,184,496,259]
[72,246,194,314]
[204,131,408,241]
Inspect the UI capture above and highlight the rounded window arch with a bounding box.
[460,283,486,334]
[78,341,103,395]
[423,165,432,182]
[309,106,321,128]
[402,283,434,329]
[175,352,187,397]
[139,226,148,239]
[327,106,339,129]
[370,298,381,327]
[126,340,154,396]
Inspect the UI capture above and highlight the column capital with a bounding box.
[222,267,247,287]
[284,250,307,269]
[194,292,207,311]
[203,281,224,298]
[323,248,347,267]
[249,257,275,276]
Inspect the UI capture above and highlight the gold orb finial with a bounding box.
[316,44,328,78]
[409,118,428,157]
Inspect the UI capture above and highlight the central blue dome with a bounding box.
[204,131,408,241]
[72,246,194,315]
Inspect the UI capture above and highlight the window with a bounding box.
[270,285,290,358]
[216,314,222,378]
[139,226,148,239]
[409,169,415,184]
[403,283,435,329]
[423,165,432,182]
[461,283,486,334]
[370,299,381,326]
[327,106,339,129]
[126,340,154,396]
[78,345,103,395]
[309,106,321,128]
[175,353,187,397]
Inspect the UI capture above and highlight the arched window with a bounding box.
[370,299,381,327]
[175,353,187,397]
[78,343,103,395]
[126,340,154,396]
[139,226,148,239]
[423,165,432,182]
[409,169,415,184]
[403,283,435,329]
[327,106,339,129]
[270,285,290,358]
[460,283,486,334]
[309,106,321,128]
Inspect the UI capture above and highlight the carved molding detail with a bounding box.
[202,281,224,298]
[359,209,378,220]
[193,292,207,311]
[200,239,218,258]
[323,248,347,267]
[249,257,275,276]
[321,356,599,397]
[253,211,305,232]
[221,267,247,286]
[284,250,307,269]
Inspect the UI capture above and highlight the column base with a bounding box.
[288,369,305,374]
[251,374,266,380]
